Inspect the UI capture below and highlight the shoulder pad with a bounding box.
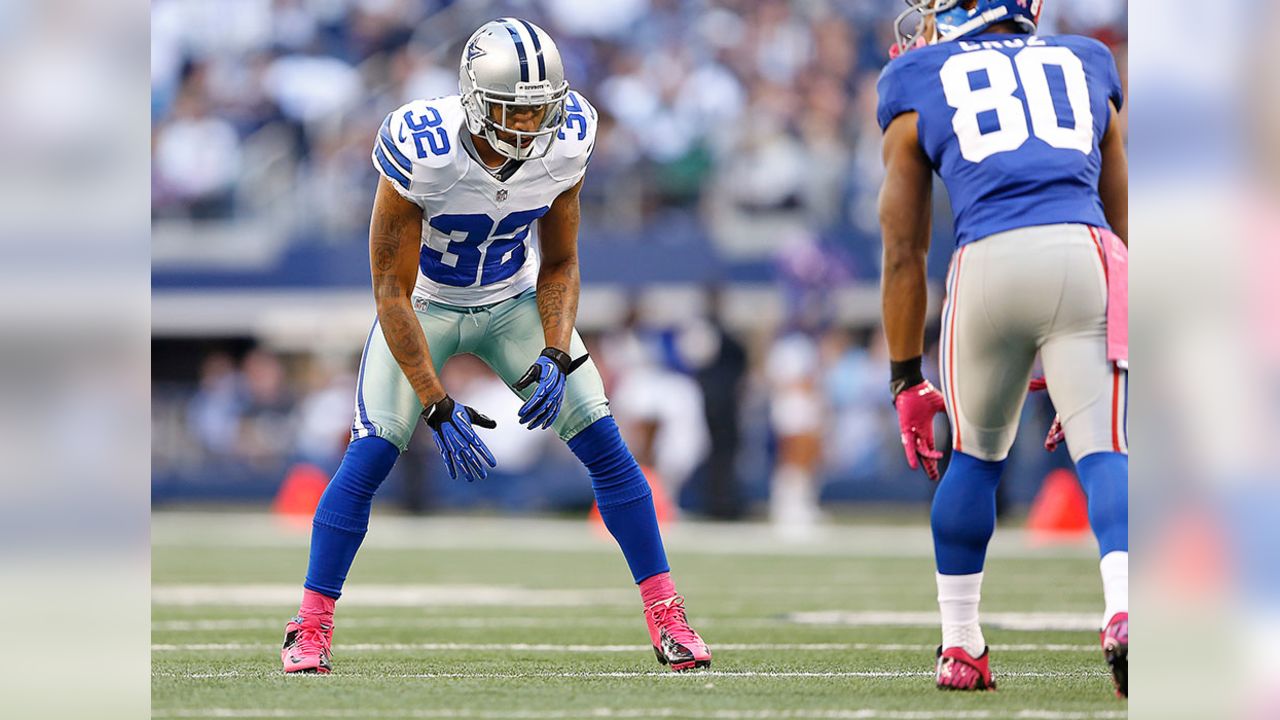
[542,90,598,182]
[876,52,929,132]
[372,96,467,201]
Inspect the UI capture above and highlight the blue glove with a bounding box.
[514,347,577,430]
[421,395,497,482]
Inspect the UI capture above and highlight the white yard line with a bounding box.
[786,612,1101,632]
[152,642,1097,653]
[154,670,1107,680]
[150,589,1098,633]
[152,707,1126,719]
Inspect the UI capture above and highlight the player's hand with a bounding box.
[421,395,497,482]
[1027,377,1065,452]
[893,381,947,481]
[513,347,575,430]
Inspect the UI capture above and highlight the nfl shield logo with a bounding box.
[496,188,508,203]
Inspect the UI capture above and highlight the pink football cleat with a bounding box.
[281,613,333,674]
[936,646,996,691]
[645,595,711,671]
[1101,612,1128,698]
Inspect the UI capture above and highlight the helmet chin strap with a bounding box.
[485,126,550,161]
[487,130,526,160]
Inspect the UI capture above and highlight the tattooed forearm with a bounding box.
[535,177,584,352]
[369,177,444,405]
[536,261,578,352]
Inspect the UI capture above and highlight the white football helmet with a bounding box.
[459,18,569,161]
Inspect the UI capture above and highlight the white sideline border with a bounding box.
[153,612,1101,632]
[151,512,1097,559]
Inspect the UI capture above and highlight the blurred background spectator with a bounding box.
[152,0,1123,521]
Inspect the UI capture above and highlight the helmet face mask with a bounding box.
[459,19,569,162]
[892,0,1042,58]
[471,87,566,160]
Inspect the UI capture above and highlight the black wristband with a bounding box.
[889,356,925,399]
[421,395,456,430]
[540,347,573,374]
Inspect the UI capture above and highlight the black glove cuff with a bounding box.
[421,395,456,430]
[889,356,925,399]
[540,347,574,374]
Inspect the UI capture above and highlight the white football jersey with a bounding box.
[371,92,597,307]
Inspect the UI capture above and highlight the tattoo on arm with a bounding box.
[370,206,404,293]
[536,276,574,345]
[535,179,583,352]
[369,179,444,404]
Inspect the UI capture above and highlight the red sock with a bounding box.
[300,588,336,618]
[638,572,676,607]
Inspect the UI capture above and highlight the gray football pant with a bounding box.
[939,223,1128,463]
[350,289,610,451]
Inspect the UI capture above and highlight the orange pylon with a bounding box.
[273,463,329,529]
[1026,468,1090,543]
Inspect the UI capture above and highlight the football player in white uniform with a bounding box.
[280,18,711,675]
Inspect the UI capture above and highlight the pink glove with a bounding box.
[1027,377,1065,453]
[893,381,947,481]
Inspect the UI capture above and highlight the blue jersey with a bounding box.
[877,34,1123,246]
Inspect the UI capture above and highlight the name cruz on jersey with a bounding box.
[371,91,597,307]
[877,34,1123,246]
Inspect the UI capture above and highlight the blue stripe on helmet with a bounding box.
[379,118,413,174]
[374,145,410,190]
[515,19,546,82]
[501,21,529,83]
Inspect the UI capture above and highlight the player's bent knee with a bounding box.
[959,444,1011,463]
[553,360,611,442]
[354,415,415,453]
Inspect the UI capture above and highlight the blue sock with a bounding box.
[304,436,399,599]
[1075,452,1128,556]
[932,452,1005,575]
[568,416,670,583]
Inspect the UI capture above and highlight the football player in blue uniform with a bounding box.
[279,18,710,675]
[877,0,1129,695]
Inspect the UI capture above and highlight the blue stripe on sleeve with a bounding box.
[379,118,413,174]
[374,145,411,190]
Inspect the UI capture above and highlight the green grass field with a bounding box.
[152,511,1126,719]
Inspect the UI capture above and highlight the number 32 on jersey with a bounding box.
[423,208,550,288]
[941,44,1094,163]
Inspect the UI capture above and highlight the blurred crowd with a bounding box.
[151,0,1126,268]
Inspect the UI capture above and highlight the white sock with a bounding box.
[1100,551,1128,627]
[937,571,986,656]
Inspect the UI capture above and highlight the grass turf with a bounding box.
[152,512,1126,719]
